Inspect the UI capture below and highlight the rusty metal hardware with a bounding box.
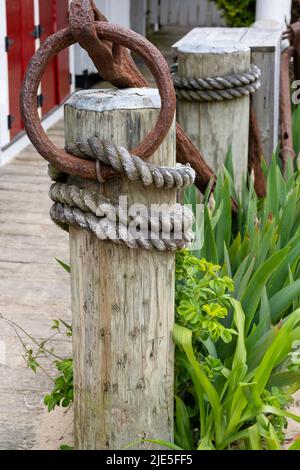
[280,46,296,172]
[67,0,267,197]
[69,0,145,89]
[290,22,300,81]
[248,100,266,198]
[280,22,300,170]
[20,21,176,181]
[21,0,216,194]
[20,0,271,197]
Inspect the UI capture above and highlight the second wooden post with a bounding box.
[176,42,251,187]
[64,88,176,450]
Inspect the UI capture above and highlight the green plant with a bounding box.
[5,250,300,450]
[126,252,300,451]
[173,251,300,450]
[44,358,73,412]
[212,0,256,27]
[186,151,300,333]
[176,250,235,343]
[0,312,74,413]
[173,300,300,450]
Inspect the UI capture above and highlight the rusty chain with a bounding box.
[20,23,176,182]
[25,0,298,198]
[279,22,300,172]
[280,46,296,173]
[69,0,145,88]
[21,0,215,195]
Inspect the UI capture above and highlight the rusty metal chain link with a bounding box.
[279,22,300,171]
[21,0,216,195]
[20,0,300,202]
[21,3,176,182]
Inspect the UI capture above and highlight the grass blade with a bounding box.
[241,247,290,333]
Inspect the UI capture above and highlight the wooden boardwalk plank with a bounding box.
[0,119,72,450]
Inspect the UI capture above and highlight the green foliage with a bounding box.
[1,314,74,414]
[292,104,300,157]
[169,107,300,450]
[176,251,235,342]
[187,154,300,332]
[55,258,71,273]
[212,0,256,27]
[174,278,300,450]
[289,435,300,450]
[44,359,73,412]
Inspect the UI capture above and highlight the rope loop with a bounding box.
[49,139,196,252]
[65,139,196,189]
[172,64,261,102]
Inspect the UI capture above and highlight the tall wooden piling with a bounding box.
[175,41,251,187]
[64,88,176,450]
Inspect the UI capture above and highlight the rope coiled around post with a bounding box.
[66,138,195,188]
[172,64,261,102]
[49,139,196,252]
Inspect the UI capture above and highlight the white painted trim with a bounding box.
[33,0,43,119]
[256,0,292,26]
[108,0,130,28]
[0,105,64,166]
[68,0,75,92]
[0,0,10,149]
[69,44,76,93]
[34,0,40,49]
[42,105,64,132]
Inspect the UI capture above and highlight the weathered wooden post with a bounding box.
[173,41,251,187]
[64,88,176,450]
[246,22,283,163]
[173,25,283,164]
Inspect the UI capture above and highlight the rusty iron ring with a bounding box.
[20,23,176,181]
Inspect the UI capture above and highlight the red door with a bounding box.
[39,0,70,116]
[39,0,57,116]
[6,0,35,140]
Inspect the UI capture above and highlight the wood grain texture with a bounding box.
[176,42,250,188]
[65,89,176,450]
[244,22,282,162]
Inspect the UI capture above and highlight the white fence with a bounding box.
[149,0,225,28]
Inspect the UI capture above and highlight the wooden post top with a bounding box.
[65,88,161,113]
[176,41,250,55]
[173,22,283,53]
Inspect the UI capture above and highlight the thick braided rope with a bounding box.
[172,64,261,102]
[65,138,195,188]
[49,182,194,235]
[49,137,196,251]
[50,202,195,252]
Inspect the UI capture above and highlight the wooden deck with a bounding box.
[0,121,73,449]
